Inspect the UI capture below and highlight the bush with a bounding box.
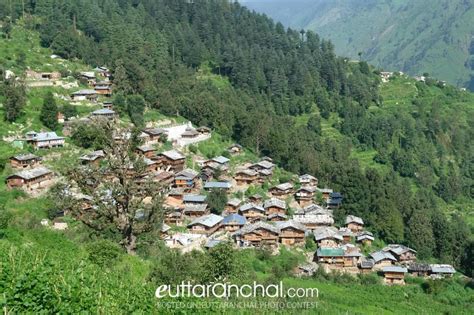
[85,240,123,267]
[358,273,381,285]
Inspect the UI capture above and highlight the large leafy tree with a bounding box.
[2,79,26,122]
[56,122,165,253]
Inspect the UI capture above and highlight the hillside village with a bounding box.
[3,64,458,286]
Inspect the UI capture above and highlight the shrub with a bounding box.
[85,240,123,267]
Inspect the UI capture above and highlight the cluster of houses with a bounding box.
[70,67,112,102]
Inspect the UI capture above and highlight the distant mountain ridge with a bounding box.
[243,0,474,90]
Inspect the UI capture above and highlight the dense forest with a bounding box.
[0,0,472,275]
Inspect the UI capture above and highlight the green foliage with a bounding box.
[206,189,227,215]
[85,240,123,268]
[71,122,110,149]
[2,78,26,122]
[39,91,58,130]
[61,103,78,120]
[126,94,146,127]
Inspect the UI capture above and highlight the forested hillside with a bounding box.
[0,0,472,290]
[244,0,474,90]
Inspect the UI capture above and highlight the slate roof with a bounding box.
[182,127,199,137]
[205,239,223,248]
[188,214,223,227]
[160,150,185,160]
[92,108,115,115]
[204,181,232,189]
[72,89,96,95]
[430,264,455,274]
[275,220,306,231]
[383,244,417,255]
[161,223,171,233]
[175,168,199,180]
[294,214,334,226]
[267,213,288,220]
[143,128,165,136]
[212,156,230,164]
[252,160,274,169]
[273,182,293,191]
[345,215,364,225]
[233,222,279,236]
[137,145,155,152]
[360,258,375,269]
[183,194,207,203]
[8,167,52,180]
[299,174,317,182]
[28,131,64,142]
[183,204,208,214]
[11,153,39,161]
[313,227,343,241]
[239,203,265,213]
[356,231,374,241]
[226,198,242,207]
[382,266,407,273]
[222,214,247,225]
[370,250,397,263]
[263,198,286,209]
[235,169,258,176]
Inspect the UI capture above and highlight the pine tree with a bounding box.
[2,79,26,122]
[40,91,58,130]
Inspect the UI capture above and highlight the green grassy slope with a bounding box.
[244,0,474,90]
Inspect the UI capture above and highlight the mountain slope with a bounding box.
[243,0,474,90]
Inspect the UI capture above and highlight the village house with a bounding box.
[204,181,232,191]
[234,169,259,185]
[154,170,174,186]
[257,168,273,183]
[221,213,247,232]
[79,150,105,166]
[276,220,306,246]
[6,167,54,191]
[382,266,407,285]
[429,264,456,278]
[25,131,65,149]
[359,259,375,273]
[164,210,184,226]
[343,245,363,267]
[267,213,288,222]
[225,198,242,214]
[71,89,98,102]
[295,186,317,206]
[187,213,223,235]
[370,250,397,269]
[196,126,211,135]
[94,81,113,96]
[160,223,171,239]
[157,150,186,172]
[94,66,111,78]
[383,244,417,264]
[345,215,364,232]
[248,194,263,203]
[249,160,274,173]
[314,227,343,248]
[327,192,343,208]
[203,156,229,175]
[233,222,280,247]
[316,187,333,200]
[165,188,185,207]
[181,126,199,139]
[142,128,165,145]
[295,264,317,277]
[102,101,113,110]
[269,182,294,199]
[314,247,345,267]
[143,158,160,173]
[10,153,41,169]
[407,263,431,277]
[164,233,205,251]
[239,203,265,222]
[293,205,334,229]
[136,145,155,158]
[25,70,61,81]
[91,108,116,120]
[183,203,209,218]
[183,194,207,205]
[227,143,243,155]
[356,231,375,246]
[299,174,318,187]
[380,71,394,83]
[174,168,199,189]
[79,71,96,84]
[338,227,354,243]
[263,198,287,216]
[204,239,223,250]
